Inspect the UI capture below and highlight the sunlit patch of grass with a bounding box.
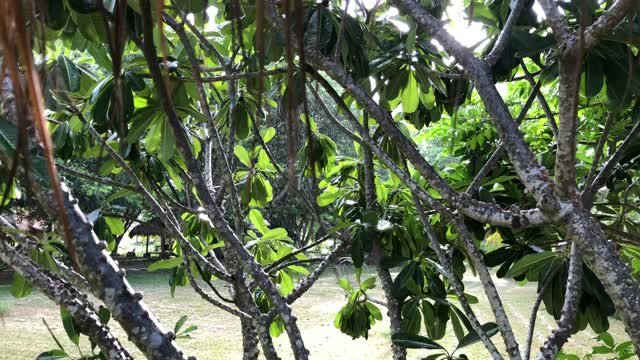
[0,268,630,359]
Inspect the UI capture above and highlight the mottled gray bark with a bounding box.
[0,240,132,360]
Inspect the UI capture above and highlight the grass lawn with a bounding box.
[0,267,628,359]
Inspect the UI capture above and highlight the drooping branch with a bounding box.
[361,111,406,360]
[523,267,558,360]
[536,245,583,360]
[71,108,230,282]
[408,188,503,360]
[585,112,615,189]
[182,257,253,320]
[306,72,519,359]
[583,104,640,206]
[485,0,525,66]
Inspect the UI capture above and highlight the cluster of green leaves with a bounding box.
[558,332,636,360]
[334,270,382,339]
[391,322,500,360]
[491,248,615,333]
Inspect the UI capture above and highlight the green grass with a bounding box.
[0,268,628,359]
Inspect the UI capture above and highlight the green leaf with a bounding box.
[262,228,289,241]
[262,127,276,143]
[234,145,252,168]
[10,272,32,298]
[249,209,268,234]
[506,251,556,278]
[60,306,80,345]
[456,322,500,349]
[278,271,294,295]
[583,54,604,98]
[338,278,353,292]
[148,257,183,272]
[402,72,419,113]
[316,187,345,207]
[391,333,446,350]
[174,315,188,333]
[158,119,176,162]
[599,332,614,347]
[104,216,125,236]
[97,306,110,325]
[286,265,310,275]
[360,277,376,291]
[127,107,160,142]
[57,55,81,92]
[36,350,68,360]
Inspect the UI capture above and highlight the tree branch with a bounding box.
[139,3,309,357]
[524,267,558,360]
[485,0,526,65]
[583,102,640,206]
[175,68,287,82]
[57,163,139,192]
[0,240,132,360]
[585,112,615,189]
[583,0,640,50]
[536,0,572,42]
[408,187,503,360]
[520,61,558,139]
[182,257,253,320]
[536,245,583,360]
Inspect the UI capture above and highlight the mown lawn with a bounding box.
[0,267,628,359]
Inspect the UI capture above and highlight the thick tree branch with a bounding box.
[467,72,544,195]
[554,40,582,199]
[309,69,550,228]
[536,0,572,42]
[583,0,640,50]
[394,0,563,219]
[0,240,132,360]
